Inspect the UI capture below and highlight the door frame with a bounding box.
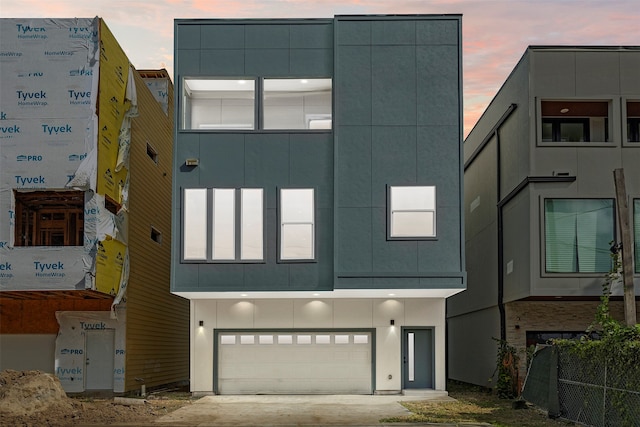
[401,326,435,390]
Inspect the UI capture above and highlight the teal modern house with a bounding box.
[171,15,465,395]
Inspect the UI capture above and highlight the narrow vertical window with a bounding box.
[183,188,207,260]
[280,188,315,260]
[212,188,235,260]
[634,200,640,273]
[627,101,640,143]
[389,186,436,238]
[150,226,162,244]
[146,142,158,163]
[241,188,264,260]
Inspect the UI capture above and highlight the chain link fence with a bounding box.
[523,345,640,427]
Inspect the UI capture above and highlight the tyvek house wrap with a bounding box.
[0,17,135,302]
[55,308,127,393]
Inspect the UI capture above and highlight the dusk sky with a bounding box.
[2,0,638,135]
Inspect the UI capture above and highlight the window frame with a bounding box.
[146,142,159,164]
[181,77,257,131]
[541,197,616,276]
[623,99,640,145]
[537,99,613,146]
[277,187,317,263]
[262,78,332,130]
[181,187,265,263]
[13,190,85,247]
[541,117,591,143]
[634,199,640,274]
[180,76,332,133]
[387,185,437,240]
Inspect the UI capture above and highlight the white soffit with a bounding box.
[174,287,464,300]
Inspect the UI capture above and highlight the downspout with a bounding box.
[496,130,506,341]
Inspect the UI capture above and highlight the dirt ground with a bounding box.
[0,370,194,427]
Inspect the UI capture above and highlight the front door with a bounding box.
[85,329,115,390]
[402,328,434,389]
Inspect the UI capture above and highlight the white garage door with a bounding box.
[217,331,372,394]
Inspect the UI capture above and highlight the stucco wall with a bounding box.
[191,297,446,393]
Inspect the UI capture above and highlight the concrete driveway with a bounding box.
[152,393,460,426]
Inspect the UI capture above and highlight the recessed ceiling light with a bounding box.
[240,293,248,297]
[313,293,320,296]
[560,108,569,113]
[301,79,308,84]
[238,80,247,85]
[388,293,396,296]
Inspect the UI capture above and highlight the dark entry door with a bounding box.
[402,328,433,389]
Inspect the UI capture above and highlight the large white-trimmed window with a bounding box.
[279,188,315,261]
[182,188,264,262]
[181,77,332,131]
[388,186,436,239]
[626,101,640,143]
[634,199,640,273]
[544,199,614,273]
[182,78,256,130]
[263,78,332,130]
[540,100,610,143]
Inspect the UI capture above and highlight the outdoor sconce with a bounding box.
[199,320,204,327]
[390,319,395,326]
[185,158,199,166]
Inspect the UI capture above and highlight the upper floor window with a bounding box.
[182,79,256,130]
[182,187,264,262]
[626,101,640,143]
[279,188,315,261]
[388,186,436,239]
[181,78,331,131]
[544,199,614,273]
[263,79,332,130]
[14,190,84,246]
[540,101,610,143]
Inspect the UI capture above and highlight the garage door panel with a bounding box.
[218,331,372,394]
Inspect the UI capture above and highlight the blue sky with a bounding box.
[2,0,638,134]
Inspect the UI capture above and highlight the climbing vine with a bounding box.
[556,247,640,366]
[553,248,640,426]
[491,338,520,399]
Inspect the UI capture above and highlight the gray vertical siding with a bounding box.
[334,16,464,289]
[172,16,465,293]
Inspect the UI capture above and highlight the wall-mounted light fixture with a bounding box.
[390,319,395,326]
[185,158,199,166]
[199,320,204,327]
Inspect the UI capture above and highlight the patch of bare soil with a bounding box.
[0,370,194,427]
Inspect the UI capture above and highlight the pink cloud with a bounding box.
[1,0,639,136]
